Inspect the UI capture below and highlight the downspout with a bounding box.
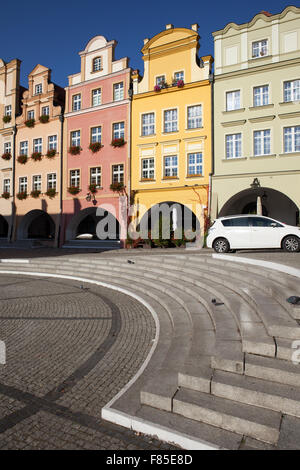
[208,72,214,221]
[127,86,133,243]
[57,112,64,247]
[9,124,17,242]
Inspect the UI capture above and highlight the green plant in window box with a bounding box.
[46,188,57,198]
[17,155,28,164]
[111,138,125,147]
[30,189,41,198]
[3,115,11,123]
[16,192,27,200]
[110,182,125,193]
[69,146,81,155]
[1,153,11,160]
[1,192,10,199]
[31,152,42,161]
[88,183,98,194]
[68,186,81,195]
[89,142,102,153]
[25,119,35,128]
[46,149,56,158]
[39,115,49,123]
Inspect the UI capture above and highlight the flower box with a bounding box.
[177,79,184,88]
[16,191,27,200]
[25,119,35,128]
[31,152,42,161]
[1,152,11,161]
[111,137,125,147]
[110,182,125,193]
[30,189,41,198]
[46,149,56,158]
[3,115,11,123]
[1,192,10,199]
[69,146,81,155]
[17,155,28,164]
[89,142,102,153]
[154,85,161,92]
[88,183,98,194]
[39,115,49,123]
[68,186,81,195]
[46,188,56,198]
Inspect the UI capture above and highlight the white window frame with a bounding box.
[20,141,28,155]
[112,164,124,184]
[71,130,80,147]
[187,152,203,176]
[284,80,300,103]
[113,82,124,101]
[164,155,178,178]
[93,57,102,72]
[47,173,57,190]
[253,85,269,107]
[19,177,27,193]
[33,138,42,153]
[163,109,178,133]
[252,39,268,58]
[3,179,10,194]
[4,105,11,116]
[35,83,42,95]
[92,88,101,107]
[174,71,184,82]
[187,105,202,129]
[48,135,57,151]
[253,129,271,156]
[141,113,155,136]
[70,169,80,187]
[72,94,81,111]
[155,75,165,86]
[225,133,242,159]
[90,167,101,186]
[113,122,125,140]
[226,90,241,111]
[42,106,49,115]
[91,126,102,143]
[27,110,35,120]
[4,142,11,154]
[141,158,155,180]
[284,126,300,153]
[32,175,42,191]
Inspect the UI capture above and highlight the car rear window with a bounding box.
[222,217,250,227]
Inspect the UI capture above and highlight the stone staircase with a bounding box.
[1,253,300,449]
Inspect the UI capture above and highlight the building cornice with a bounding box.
[64,98,130,118]
[133,80,210,99]
[66,67,131,90]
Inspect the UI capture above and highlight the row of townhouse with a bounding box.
[0,5,299,248]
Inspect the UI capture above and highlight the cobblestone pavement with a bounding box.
[0,274,177,450]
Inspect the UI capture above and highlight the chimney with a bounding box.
[165,24,174,30]
[191,23,199,31]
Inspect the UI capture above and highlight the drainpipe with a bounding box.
[57,112,64,247]
[9,125,17,242]
[208,72,214,221]
[127,86,133,240]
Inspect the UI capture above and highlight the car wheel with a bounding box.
[213,238,230,253]
[282,236,300,252]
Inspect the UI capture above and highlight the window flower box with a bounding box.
[110,182,125,193]
[46,188,57,198]
[31,152,42,161]
[3,115,11,123]
[68,186,81,195]
[69,146,81,155]
[46,149,56,158]
[177,79,184,88]
[17,155,28,164]
[89,142,102,153]
[16,191,27,200]
[1,152,11,161]
[25,119,35,128]
[1,192,10,199]
[154,85,161,92]
[31,189,41,198]
[39,115,49,124]
[111,137,125,147]
[88,183,98,194]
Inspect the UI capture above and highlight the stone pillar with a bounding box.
[257,196,262,215]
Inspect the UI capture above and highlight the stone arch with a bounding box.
[0,215,9,238]
[17,210,55,239]
[65,207,120,241]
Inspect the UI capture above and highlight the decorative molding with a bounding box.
[248,115,275,123]
[221,119,246,127]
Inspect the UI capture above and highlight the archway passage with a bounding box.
[18,210,55,239]
[0,215,8,238]
[66,207,120,241]
[219,188,299,226]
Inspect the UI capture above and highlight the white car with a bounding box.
[207,215,300,253]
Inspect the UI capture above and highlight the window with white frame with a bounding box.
[284,80,300,102]
[72,94,81,111]
[226,133,242,159]
[32,175,42,191]
[4,105,11,116]
[141,113,155,136]
[48,135,57,151]
[252,40,268,58]
[91,126,102,143]
[71,130,80,147]
[187,105,202,128]
[156,75,165,86]
[20,141,28,155]
[92,88,101,106]
[93,57,102,72]
[254,130,271,156]
[35,84,42,95]
[253,85,269,107]
[19,177,27,193]
[90,167,101,186]
[112,164,124,184]
[70,169,80,187]
[27,110,35,120]
[33,138,42,153]
[141,158,154,180]
[174,71,184,82]
[4,142,11,154]
[113,122,125,139]
[113,82,124,101]
[284,126,300,153]
[164,155,178,177]
[47,173,57,190]
[42,106,49,115]
[164,109,178,133]
[187,153,203,176]
[3,179,10,194]
[226,90,241,111]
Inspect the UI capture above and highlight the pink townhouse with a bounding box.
[61,35,131,248]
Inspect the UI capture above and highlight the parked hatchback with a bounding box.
[207,215,300,253]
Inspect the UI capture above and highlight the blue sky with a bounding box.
[0,0,296,88]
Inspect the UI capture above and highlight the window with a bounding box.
[226,133,242,159]
[4,142,11,154]
[27,110,35,120]
[20,141,28,155]
[113,122,125,139]
[90,167,101,186]
[3,179,10,194]
[249,217,283,227]
[187,105,202,128]
[32,175,42,191]
[48,135,57,151]
[141,158,154,180]
[33,138,42,153]
[253,85,269,107]
[35,84,42,95]
[47,173,57,190]
[164,155,178,177]
[284,126,300,153]
[71,130,80,147]
[112,164,124,184]
[93,57,102,72]
[254,130,271,156]
[252,40,268,58]
[226,90,241,111]
[72,94,81,111]
[42,106,49,115]
[187,153,203,176]
[164,109,178,133]
[141,113,155,136]
[4,105,11,116]
[113,82,124,101]
[284,80,300,102]
[70,169,80,187]
[222,217,250,227]
[174,71,184,82]
[19,177,27,193]
[156,75,165,86]
[92,89,101,106]
[91,126,102,143]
